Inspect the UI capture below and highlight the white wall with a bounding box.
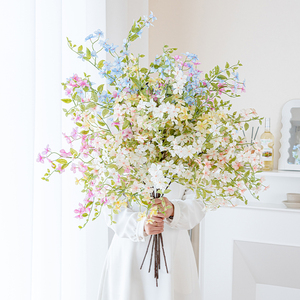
[149,0,300,169]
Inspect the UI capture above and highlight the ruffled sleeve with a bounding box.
[165,188,205,230]
[102,204,147,242]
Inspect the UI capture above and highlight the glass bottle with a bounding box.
[260,118,274,171]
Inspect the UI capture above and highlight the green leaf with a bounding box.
[102,108,109,117]
[97,60,105,69]
[70,148,78,156]
[98,120,106,126]
[217,75,227,80]
[56,158,68,164]
[78,45,83,52]
[61,98,72,104]
[61,163,68,169]
[86,48,91,60]
[225,62,229,68]
[86,102,97,109]
[97,84,104,93]
[76,122,82,127]
[129,34,139,42]
[244,123,249,131]
[140,67,148,74]
[122,119,130,129]
[91,91,98,102]
[80,130,89,135]
[82,213,88,217]
[86,201,93,208]
[131,77,140,88]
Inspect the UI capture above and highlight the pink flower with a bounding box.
[112,91,118,98]
[56,164,65,174]
[69,80,78,87]
[218,83,226,95]
[122,128,133,140]
[78,79,89,87]
[70,128,78,139]
[36,153,44,163]
[62,133,72,144]
[65,87,73,96]
[74,203,90,219]
[72,74,80,81]
[42,144,51,155]
[193,61,201,65]
[60,149,72,157]
[174,55,182,61]
[71,163,77,173]
[78,162,88,173]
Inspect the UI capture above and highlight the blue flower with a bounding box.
[109,43,118,53]
[106,76,116,85]
[91,50,98,58]
[99,39,110,52]
[120,77,131,88]
[149,11,157,22]
[94,29,104,38]
[233,72,239,81]
[85,34,95,41]
[111,67,123,77]
[185,52,198,63]
[75,87,84,98]
[77,53,85,61]
[136,28,143,38]
[98,91,108,103]
[98,69,106,78]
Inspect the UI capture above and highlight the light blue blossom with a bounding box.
[75,87,84,98]
[85,34,95,41]
[185,52,199,63]
[111,67,123,77]
[148,11,157,22]
[77,53,85,61]
[94,29,104,38]
[233,72,239,81]
[91,50,98,58]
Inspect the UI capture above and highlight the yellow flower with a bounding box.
[75,178,80,185]
[197,120,208,131]
[150,206,158,217]
[137,211,146,221]
[115,200,127,210]
[218,111,227,120]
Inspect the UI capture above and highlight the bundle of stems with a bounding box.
[140,191,169,287]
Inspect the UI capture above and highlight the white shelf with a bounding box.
[256,170,300,178]
[224,202,300,213]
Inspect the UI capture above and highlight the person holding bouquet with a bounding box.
[97,182,205,300]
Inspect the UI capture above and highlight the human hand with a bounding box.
[153,197,174,219]
[144,215,165,235]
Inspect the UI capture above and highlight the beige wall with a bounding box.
[149,0,300,169]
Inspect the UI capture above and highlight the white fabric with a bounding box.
[98,182,205,300]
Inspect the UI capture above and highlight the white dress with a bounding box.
[97,182,206,300]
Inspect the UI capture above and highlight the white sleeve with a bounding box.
[165,189,206,230]
[102,204,147,242]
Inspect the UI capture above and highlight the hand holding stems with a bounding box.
[144,197,174,235]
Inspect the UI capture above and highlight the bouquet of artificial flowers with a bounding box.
[37,12,266,284]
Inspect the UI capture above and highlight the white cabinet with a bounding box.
[199,171,300,300]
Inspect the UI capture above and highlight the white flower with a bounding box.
[137,100,147,110]
[146,99,157,111]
